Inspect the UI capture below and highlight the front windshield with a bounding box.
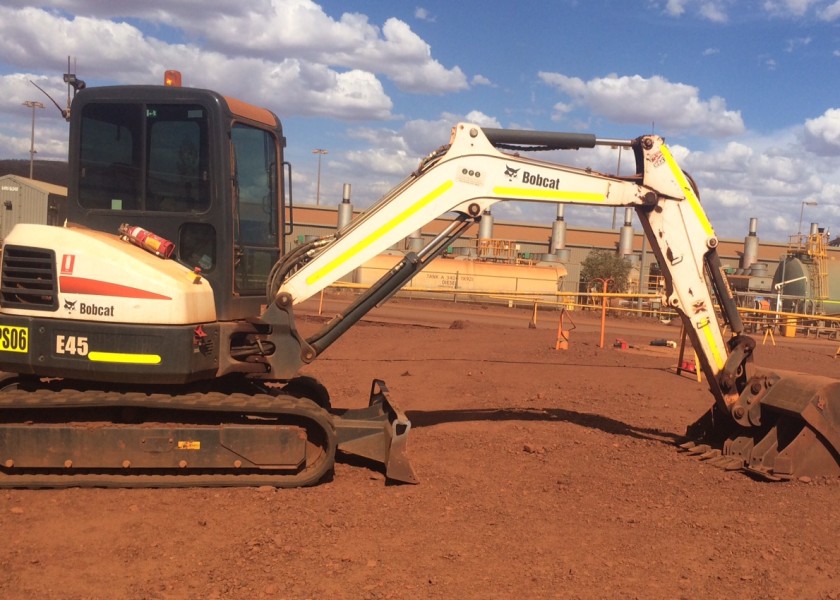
[78,102,210,213]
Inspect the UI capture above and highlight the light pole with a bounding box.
[312,148,327,205]
[798,200,817,235]
[22,100,45,179]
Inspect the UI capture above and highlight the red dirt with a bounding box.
[2,296,839,600]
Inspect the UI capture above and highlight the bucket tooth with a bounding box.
[698,448,721,460]
[684,444,711,456]
[707,455,744,470]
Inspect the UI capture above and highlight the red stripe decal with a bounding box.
[59,276,172,300]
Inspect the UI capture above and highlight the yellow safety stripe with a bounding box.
[658,144,714,238]
[89,351,162,365]
[699,322,724,370]
[493,187,605,202]
[306,180,454,286]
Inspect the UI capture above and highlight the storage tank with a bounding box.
[356,252,567,304]
[772,256,840,315]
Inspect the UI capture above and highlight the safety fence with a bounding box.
[321,280,840,340]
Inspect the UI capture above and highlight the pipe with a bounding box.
[618,208,634,257]
[337,183,353,231]
[740,217,759,270]
[478,209,494,240]
[407,230,424,252]
[550,204,567,254]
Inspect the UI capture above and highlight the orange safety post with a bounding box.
[554,307,575,350]
[594,278,612,349]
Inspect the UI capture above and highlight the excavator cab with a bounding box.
[67,85,288,321]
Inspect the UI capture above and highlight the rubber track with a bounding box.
[0,387,337,488]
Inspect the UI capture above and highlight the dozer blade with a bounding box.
[332,379,418,484]
[683,369,840,481]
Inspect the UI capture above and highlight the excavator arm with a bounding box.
[271,123,840,481]
[278,125,738,408]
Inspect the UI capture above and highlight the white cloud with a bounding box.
[819,0,840,19]
[663,0,688,16]
[345,147,417,176]
[471,74,493,86]
[785,36,812,52]
[549,102,574,121]
[706,188,752,208]
[463,111,502,128]
[658,0,730,21]
[0,2,468,121]
[699,2,729,22]
[672,123,840,239]
[414,7,436,22]
[538,72,745,137]
[802,108,840,155]
[0,6,394,121]
[764,0,821,16]
[169,3,468,95]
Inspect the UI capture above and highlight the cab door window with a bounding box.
[231,124,279,294]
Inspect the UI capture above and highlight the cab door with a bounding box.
[230,123,282,297]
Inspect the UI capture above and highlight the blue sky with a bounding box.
[2,0,840,242]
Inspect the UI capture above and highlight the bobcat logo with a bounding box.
[64,299,77,313]
[504,165,520,180]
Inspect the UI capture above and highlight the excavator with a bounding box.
[0,77,838,487]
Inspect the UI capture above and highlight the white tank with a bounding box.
[356,252,567,303]
[772,256,840,314]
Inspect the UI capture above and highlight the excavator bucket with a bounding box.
[682,369,840,480]
[332,379,418,484]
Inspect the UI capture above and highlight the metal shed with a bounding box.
[0,174,67,244]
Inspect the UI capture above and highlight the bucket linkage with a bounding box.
[680,336,840,480]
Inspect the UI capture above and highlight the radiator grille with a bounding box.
[1,245,58,310]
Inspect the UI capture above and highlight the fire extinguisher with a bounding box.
[119,223,175,259]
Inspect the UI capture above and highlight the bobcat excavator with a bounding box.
[0,79,838,487]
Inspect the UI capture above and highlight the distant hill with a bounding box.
[0,160,68,187]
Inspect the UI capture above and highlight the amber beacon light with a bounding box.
[164,70,182,87]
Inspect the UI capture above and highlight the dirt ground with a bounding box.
[2,295,839,600]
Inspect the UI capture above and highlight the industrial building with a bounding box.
[0,174,67,244]
[285,201,840,307]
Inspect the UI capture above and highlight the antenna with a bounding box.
[28,56,85,122]
[29,79,67,120]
